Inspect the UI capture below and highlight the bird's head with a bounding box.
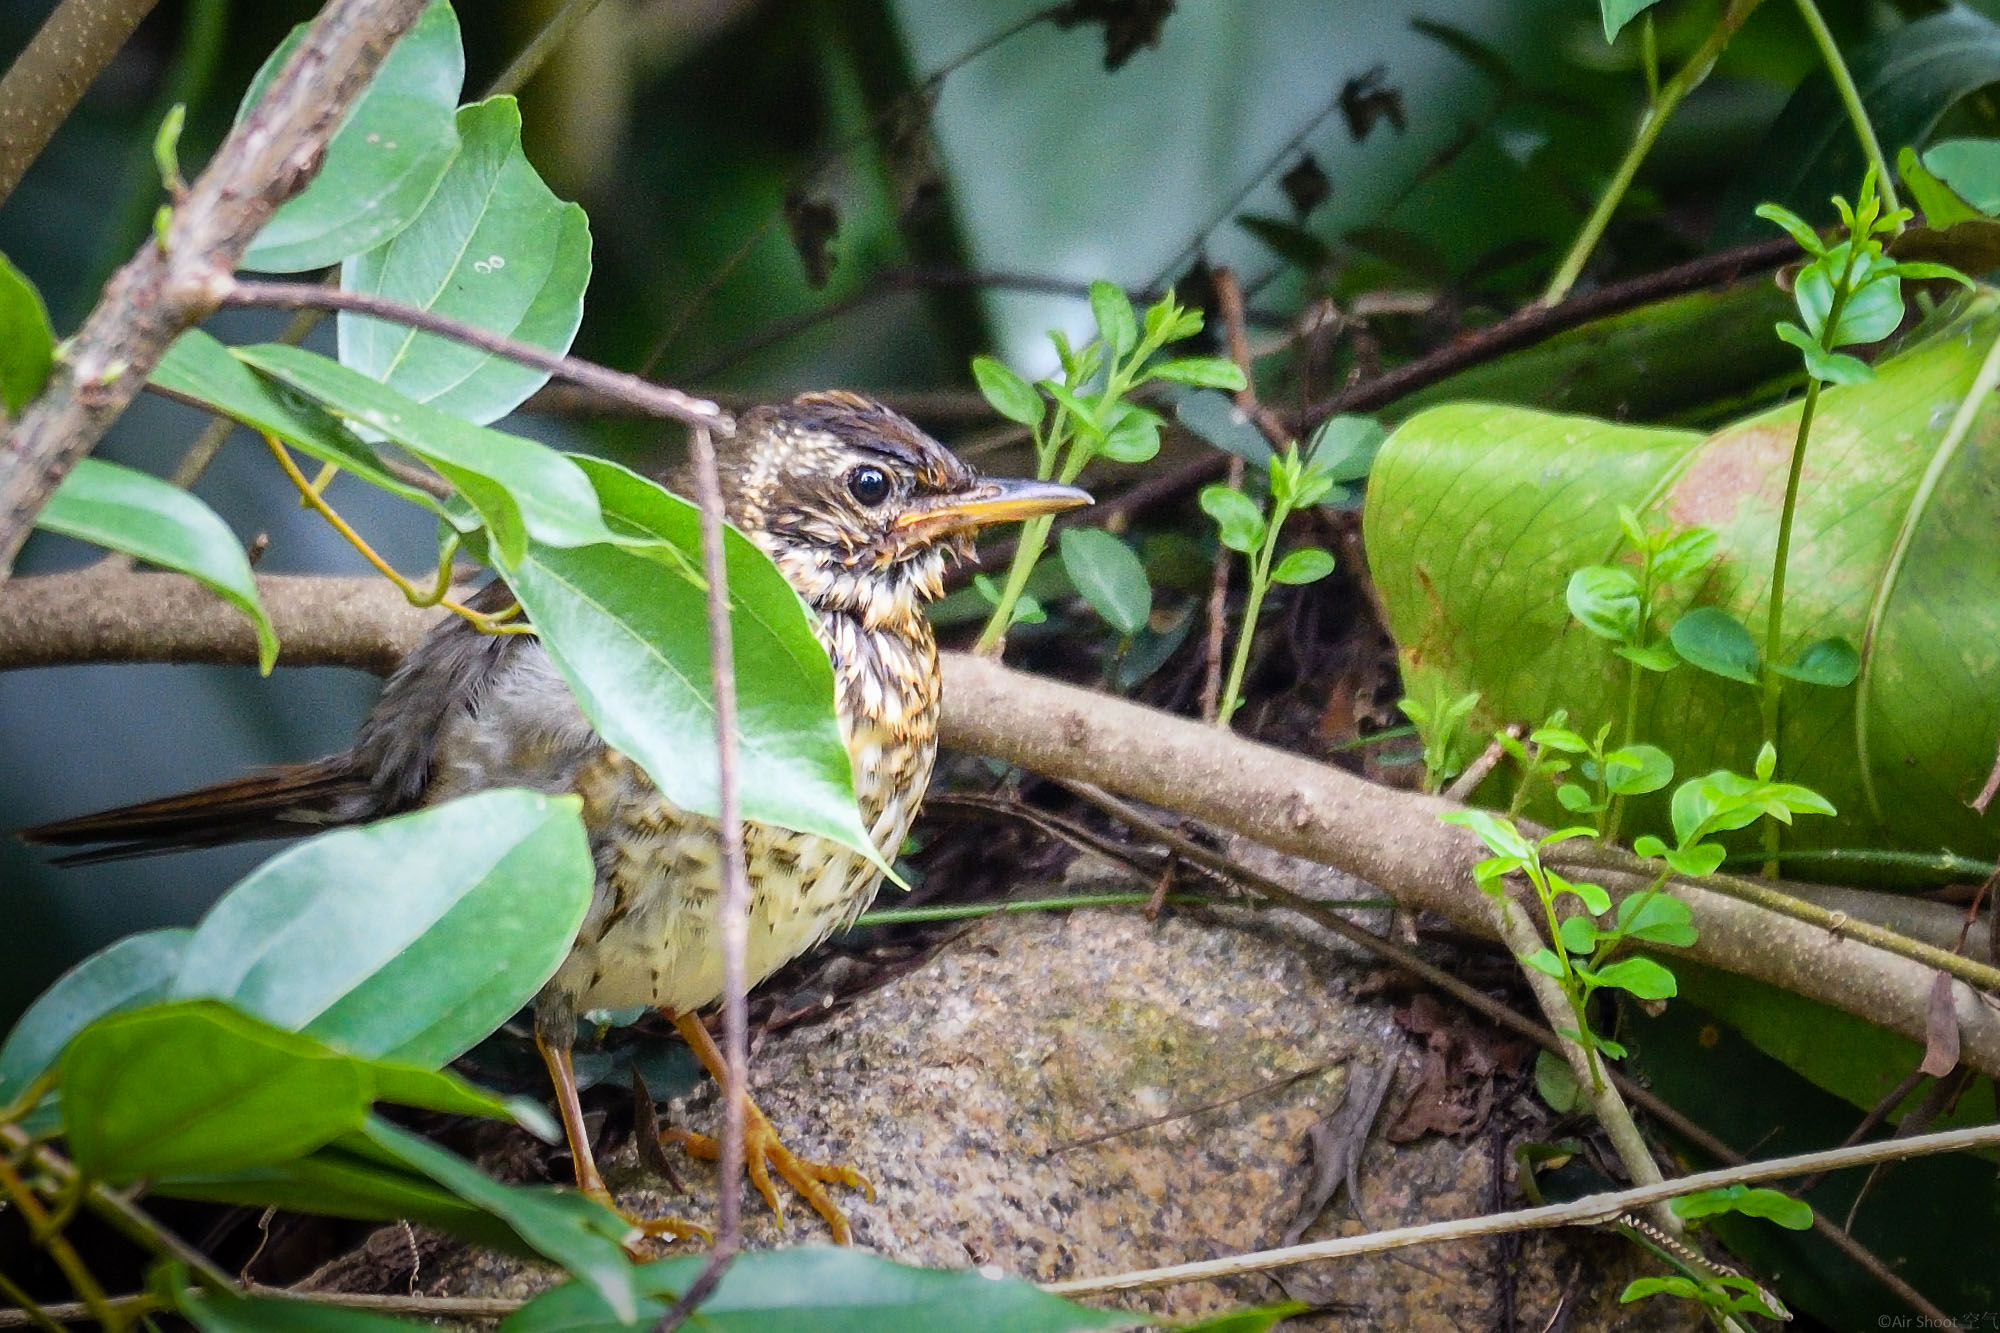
[718,391,1091,630]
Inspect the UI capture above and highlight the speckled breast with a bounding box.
[547,609,941,1017]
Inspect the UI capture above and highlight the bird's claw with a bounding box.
[663,1101,872,1245]
[582,1186,711,1253]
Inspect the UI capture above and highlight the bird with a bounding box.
[22,390,1092,1244]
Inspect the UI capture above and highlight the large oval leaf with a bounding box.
[239,1,464,273]
[0,250,53,412]
[0,928,188,1103]
[500,1247,1128,1333]
[169,789,593,1066]
[1365,292,2000,866]
[35,457,278,672]
[238,343,617,566]
[61,1001,370,1182]
[505,458,876,862]
[337,96,591,425]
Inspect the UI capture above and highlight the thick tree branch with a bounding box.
[3,569,1995,1078]
[0,0,162,208]
[0,0,431,583]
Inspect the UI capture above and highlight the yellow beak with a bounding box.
[895,477,1093,538]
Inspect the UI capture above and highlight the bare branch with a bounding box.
[0,0,433,582]
[217,279,730,432]
[3,569,1995,1079]
[0,0,162,208]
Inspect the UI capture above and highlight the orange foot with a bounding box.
[662,1098,873,1244]
[582,1186,711,1250]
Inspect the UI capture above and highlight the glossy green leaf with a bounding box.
[1591,956,1677,1000]
[1773,635,1861,688]
[1039,379,1103,439]
[506,457,875,862]
[499,1247,1128,1333]
[180,1289,434,1333]
[1776,322,1874,386]
[239,2,463,272]
[1558,914,1598,955]
[1616,891,1698,947]
[238,343,617,565]
[1566,566,1640,644]
[1271,547,1334,585]
[1521,947,1566,980]
[1672,1184,1813,1230]
[339,96,590,424]
[1720,8,2000,243]
[1177,1304,1313,1333]
[1599,0,1664,43]
[1794,249,1903,348]
[0,250,53,412]
[1199,484,1265,554]
[152,331,444,513]
[1603,744,1673,797]
[970,355,1042,428]
[1146,356,1247,391]
[1306,414,1387,485]
[1059,527,1151,636]
[170,790,593,1067]
[1901,145,1984,228]
[1670,608,1759,684]
[1098,402,1162,464]
[60,1001,370,1181]
[359,1117,638,1321]
[1088,279,1136,356]
[35,458,278,672]
[1367,297,2000,866]
[1923,138,2000,215]
[0,929,189,1104]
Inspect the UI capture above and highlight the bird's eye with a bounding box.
[846,465,891,507]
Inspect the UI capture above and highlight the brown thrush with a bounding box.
[24,391,1091,1243]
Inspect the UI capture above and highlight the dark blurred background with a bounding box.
[0,0,1914,1025]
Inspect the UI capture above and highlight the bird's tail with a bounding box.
[19,758,373,864]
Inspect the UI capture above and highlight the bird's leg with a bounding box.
[661,1011,873,1244]
[533,1014,709,1245]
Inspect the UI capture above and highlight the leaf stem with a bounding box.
[1217,493,1291,727]
[0,1154,123,1333]
[1792,0,1900,224]
[1542,0,1763,306]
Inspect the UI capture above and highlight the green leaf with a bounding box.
[1924,138,2000,215]
[170,790,593,1067]
[1439,807,1532,859]
[1616,893,1698,947]
[1566,566,1641,644]
[500,1247,1129,1333]
[970,355,1043,428]
[239,2,464,272]
[339,96,591,425]
[1236,213,1334,270]
[1556,783,1599,813]
[180,1289,436,1333]
[1754,202,1827,256]
[1776,321,1875,385]
[1669,607,1759,684]
[238,343,617,566]
[1146,356,1247,391]
[1672,1184,1813,1230]
[1604,744,1673,796]
[1199,484,1265,554]
[1662,842,1726,877]
[0,250,54,411]
[0,929,189,1105]
[35,458,278,673]
[1558,914,1598,955]
[1177,1304,1313,1333]
[1535,1048,1583,1113]
[1176,389,1273,466]
[1059,527,1151,637]
[1621,1275,1705,1304]
[1591,956,1677,1000]
[1900,145,1984,228]
[60,1001,371,1182]
[1599,0,1666,44]
[1773,635,1861,687]
[152,331,445,513]
[1305,414,1387,484]
[358,1116,640,1321]
[1088,279,1136,356]
[1795,248,1904,348]
[1039,379,1104,440]
[507,457,879,864]
[1271,547,1334,586]
[1521,947,1566,980]
[1098,402,1162,464]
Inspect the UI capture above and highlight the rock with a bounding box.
[417,879,1707,1330]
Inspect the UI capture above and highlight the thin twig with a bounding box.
[218,279,729,433]
[1044,1120,2000,1296]
[650,424,747,1333]
[483,0,607,100]
[1201,267,1255,723]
